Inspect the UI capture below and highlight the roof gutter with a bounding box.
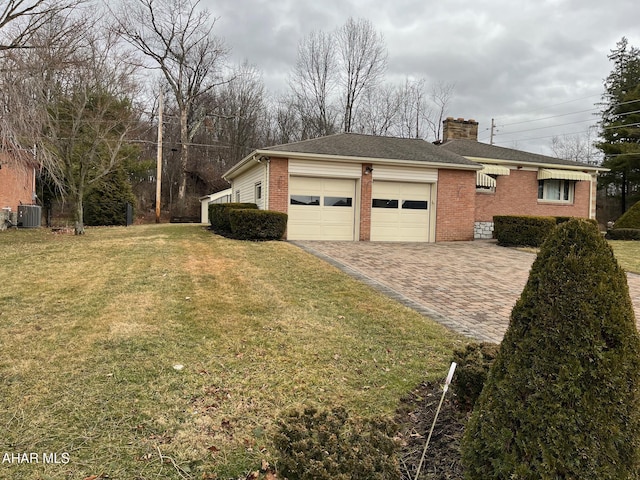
[463,156,609,173]
[234,149,483,172]
[223,151,270,181]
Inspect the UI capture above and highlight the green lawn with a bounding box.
[0,225,466,479]
[609,240,640,274]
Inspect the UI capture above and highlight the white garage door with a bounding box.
[288,176,356,240]
[371,181,432,242]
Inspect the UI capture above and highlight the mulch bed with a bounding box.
[395,381,469,480]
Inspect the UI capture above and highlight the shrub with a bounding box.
[607,227,640,240]
[612,200,640,229]
[451,342,499,412]
[208,202,258,233]
[84,168,136,226]
[493,215,556,247]
[462,219,640,479]
[274,405,401,480]
[228,209,287,241]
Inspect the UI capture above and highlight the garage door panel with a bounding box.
[371,181,432,242]
[288,177,356,240]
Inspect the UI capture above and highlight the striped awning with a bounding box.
[476,172,497,188]
[537,169,593,181]
[480,164,510,176]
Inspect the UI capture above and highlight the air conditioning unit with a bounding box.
[18,205,42,228]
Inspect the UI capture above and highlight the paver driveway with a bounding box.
[293,240,640,344]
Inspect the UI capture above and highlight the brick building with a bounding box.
[219,118,603,242]
[0,152,36,214]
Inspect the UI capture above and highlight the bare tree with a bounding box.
[112,0,229,215]
[395,78,430,139]
[335,17,387,133]
[289,29,338,137]
[551,128,602,165]
[39,22,139,234]
[424,81,455,142]
[355,83,400,136]
[0,0,83,51]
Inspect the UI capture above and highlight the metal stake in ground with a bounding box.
[414,362,457,480]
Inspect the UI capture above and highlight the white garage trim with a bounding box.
[289,159,362,178]
[288,176,358,240]
[372,164,438,182]
[370,181,435,242]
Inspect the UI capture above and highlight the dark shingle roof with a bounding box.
[262,133,479,167]
[440,139,596,168]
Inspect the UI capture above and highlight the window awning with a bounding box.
[537,169,593,181]
[480,164,510,176]
[476,172,496,188]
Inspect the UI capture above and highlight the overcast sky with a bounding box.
[202,0,639,156]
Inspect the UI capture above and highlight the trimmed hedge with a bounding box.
[462,219,640,479]
[612,200,640,229]
[451,342,499,412]
[209,202,258,233]
[493,215,557,247]
[228,209,287,241]
[494,215,598,247]
[606,228,640,240]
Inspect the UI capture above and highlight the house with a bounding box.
[221,118,603,242]
[439,118,602,238]
[0,151,37,226]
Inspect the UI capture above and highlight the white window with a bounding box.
[235,190,240,202]
[255,182,262,201]
[538,179,574,203]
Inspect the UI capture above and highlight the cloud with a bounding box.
[203,0,640,153]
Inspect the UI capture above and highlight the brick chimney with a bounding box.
[442,117,479,142]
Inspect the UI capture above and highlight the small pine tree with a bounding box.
[462,219,640,479]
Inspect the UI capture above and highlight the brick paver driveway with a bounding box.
[293,240,640,344]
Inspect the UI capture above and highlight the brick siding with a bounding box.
[359,163,372,241]
[475,170,592,222]
[0,155,35,211]
[268,157,289,214]
[435,169,476,241]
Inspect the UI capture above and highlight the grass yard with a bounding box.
[0,224,467,479]
[609,240,640,274]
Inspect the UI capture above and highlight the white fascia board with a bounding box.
[223,150,262,180]
[463,156,608,173]
[255,150,482,171]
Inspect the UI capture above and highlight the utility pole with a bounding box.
[155,91,163,224]
[490,118,495,145]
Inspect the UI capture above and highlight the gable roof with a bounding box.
[440,139,601,170]
[264,133,478,166]
[224,133,480,179]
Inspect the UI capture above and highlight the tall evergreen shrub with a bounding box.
[84,168,136,226]
[462,219,640,479]
[612,200,640,229]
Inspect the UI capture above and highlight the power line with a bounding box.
[498,118,595,136]
[494,122,640,145]
[500,107,599,127]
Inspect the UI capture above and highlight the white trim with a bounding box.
[289,159,361,178]
[372,164,438,182]
[463,155,604,173]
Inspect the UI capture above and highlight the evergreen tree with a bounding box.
[84,166,136,226]
[461,219,640,479]
[597,37,640,216]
